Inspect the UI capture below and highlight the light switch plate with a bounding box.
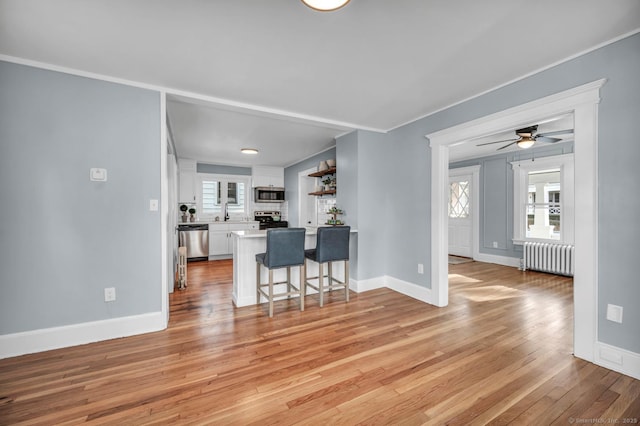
[90,168,107,182]
[606,304,623,323]
[150,199,158,211]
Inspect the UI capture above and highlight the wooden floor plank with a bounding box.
[1,259,639,424]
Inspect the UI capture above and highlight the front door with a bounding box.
[448,174,472,257]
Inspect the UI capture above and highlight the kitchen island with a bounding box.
[231,228,357,307]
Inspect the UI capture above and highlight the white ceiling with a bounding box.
[1,0,639,166]
[449,113,575,162]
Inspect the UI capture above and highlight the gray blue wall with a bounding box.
[284,147,336,227]
[450,142,574,259]
[4,30,638,357]
[386,33,640,353]
[197,163,251,175]
[286,32,640,354]
[0,61,162,334]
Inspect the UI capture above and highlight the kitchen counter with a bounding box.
[178,220,260,225]
[231,227,357,307]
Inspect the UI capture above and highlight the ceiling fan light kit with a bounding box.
[301,0,350,12]
[476,124,574,151]
[516,136,535,149]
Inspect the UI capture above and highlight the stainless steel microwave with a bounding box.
[254,187,285,203]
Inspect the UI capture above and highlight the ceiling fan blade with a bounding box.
[476,138,517,147]
[535,136,562,143]
[536,129,574,138]
[497,141,518,151]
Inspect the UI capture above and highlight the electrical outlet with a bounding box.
[418,263,424,274]
[493,241,499,248]
[104,287,116,302]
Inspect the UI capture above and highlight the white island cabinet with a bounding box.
[208,222,259,258]
[231,228,357,308]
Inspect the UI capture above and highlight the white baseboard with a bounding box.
[385,276,433,304]
[351,276,385,293]
[594,342,640,380]
[352,275,432,304]
[0,312,166,359]
[474,252,521,268]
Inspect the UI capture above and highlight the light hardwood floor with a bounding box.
[1,260,639,424]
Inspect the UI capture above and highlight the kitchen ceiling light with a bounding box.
[516,137,535,149]
[241,148,259,154]
[301,0,350,12]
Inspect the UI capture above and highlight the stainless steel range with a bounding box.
[254,211,288,230]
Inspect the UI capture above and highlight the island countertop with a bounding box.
[232,227,357,239]
[231,227,357,307]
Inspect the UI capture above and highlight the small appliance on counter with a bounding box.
[254,211,288,230]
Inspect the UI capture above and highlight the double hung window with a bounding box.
[198,174,250,220]
[511,154,574,244]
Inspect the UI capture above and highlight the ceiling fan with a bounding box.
[476,125,573,151]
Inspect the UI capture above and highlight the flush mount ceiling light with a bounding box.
[241,148,259,154]
[301,0,350,12]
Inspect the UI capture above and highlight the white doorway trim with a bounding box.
[298,167,318,229]
[427,79,605,363]
[448,165,481,260]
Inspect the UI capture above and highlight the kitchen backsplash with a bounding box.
[178,201,289,222]
[317,198,336,226]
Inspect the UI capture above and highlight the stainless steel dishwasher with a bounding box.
[178,224,209,261]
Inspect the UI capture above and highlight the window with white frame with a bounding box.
[511,154,574,244]
[198,174,250,220]
[449,180,470,219]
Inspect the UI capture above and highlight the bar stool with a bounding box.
[256,228,306,317]
[304,226,351,307]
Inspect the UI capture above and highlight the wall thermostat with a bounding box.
[90,168,107,182]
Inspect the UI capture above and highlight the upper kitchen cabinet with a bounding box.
[252,166,284,188]
[178,158,197,203]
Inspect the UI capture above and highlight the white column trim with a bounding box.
[160,92,169,325]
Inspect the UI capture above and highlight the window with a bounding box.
[449,180,470,219]
[198,174,250,220]
[526,169,561,240]
[511,154,574,244]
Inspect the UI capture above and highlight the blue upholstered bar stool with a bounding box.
[304,226,350,307]
[256,228,306,317]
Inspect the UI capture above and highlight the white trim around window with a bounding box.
[511,153,574,245]
[196,173,251,221]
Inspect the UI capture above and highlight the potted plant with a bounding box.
[180,204,189,222]
[188,207,196,222]
[322,177,332,191]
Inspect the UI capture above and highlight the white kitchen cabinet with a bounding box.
[252,166,284,188]
[209,228,229,256]
[209,222,259,257]
[178,159,197,203]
